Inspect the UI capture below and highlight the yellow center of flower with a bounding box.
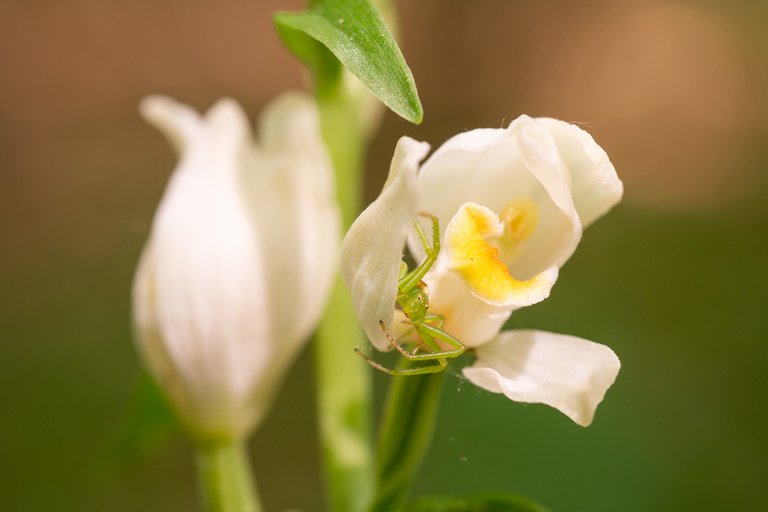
[446,201,544,305]
[500,198,539,249]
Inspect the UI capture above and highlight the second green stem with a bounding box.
[371,369,446,511]
[196,440,261,512]
[314,74,374,512]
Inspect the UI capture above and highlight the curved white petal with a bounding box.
[509,115,582,275]
[410,116,582,280]
[246,93,339,349]
[134,93,336,440]
[463,330,620,427]
[535,118,623,228]
[340,136,430,351]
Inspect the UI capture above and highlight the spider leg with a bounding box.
[423,313,445,328]
[419,323,464,350]
[353,347,447,376]
[392,318,430,356]
[398,215,440,293]
[400,314,461,358]
[380,320,423,360]
[414,323,465,358]
[397,260,409,281]
[381,320,464,362]
[396,318,418,342]
[355,321,449,375]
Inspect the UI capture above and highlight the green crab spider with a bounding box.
[354,214,466,376]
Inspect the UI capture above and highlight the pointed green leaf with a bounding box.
[274,0,423,124]
[108,374,178,465]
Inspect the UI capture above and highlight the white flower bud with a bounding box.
[133,93,339,440]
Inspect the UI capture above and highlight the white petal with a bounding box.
[463,330,620,426]
[507,115,582,275]
[410,127,522,263]
[243,94,340,418]
[249,93,340,349]
[132,242,192,416]
[535,118,623,228]
[340,136,430,351]
[140,95,203,155]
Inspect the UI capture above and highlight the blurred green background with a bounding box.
[2,0,767,510]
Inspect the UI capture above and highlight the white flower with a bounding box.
[341,115,622,426]
[133,93,339,440]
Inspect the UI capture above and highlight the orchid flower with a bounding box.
[341,115,622,426]
[133,93,339,441]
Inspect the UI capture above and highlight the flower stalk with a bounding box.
[196,440,261,512]
[313,72,374,512]
[371,368,446,511]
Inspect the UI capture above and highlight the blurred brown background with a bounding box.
[2,1,767,511]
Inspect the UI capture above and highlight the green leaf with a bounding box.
[405,493,551,512]
[274,0,423,124]
[109,374,178,465]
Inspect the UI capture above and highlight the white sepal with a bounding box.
[463,330,621,426]
[340,137,430,351]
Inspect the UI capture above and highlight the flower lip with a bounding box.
[444,202,558,307]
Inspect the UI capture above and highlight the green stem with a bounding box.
[314,73,374,512]
[315,278,373,512]
[312,2,401,508]
[371,370,446,511]
[196,440,261,512]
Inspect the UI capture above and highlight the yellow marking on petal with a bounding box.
[500,198,539,248]
[446,203,543,304]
